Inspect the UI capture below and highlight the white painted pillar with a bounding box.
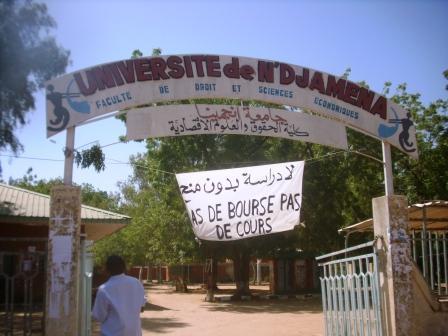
[45,185,81,336]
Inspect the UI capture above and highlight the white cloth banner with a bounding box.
[176,161,304,241]
[126,104,348,150]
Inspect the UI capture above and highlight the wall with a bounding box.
[412,263,448,336]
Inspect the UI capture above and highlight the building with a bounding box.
[0,183,130,335]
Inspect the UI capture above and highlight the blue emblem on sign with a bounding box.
[66,79,91,114]
[47,80,91,133]
[377,107,416,153]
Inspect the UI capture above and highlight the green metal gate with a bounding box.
[316,241,383,336]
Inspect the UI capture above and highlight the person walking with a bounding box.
[92,255,146,336]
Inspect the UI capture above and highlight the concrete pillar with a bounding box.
[373,195,414,336]
[45,186,81,336]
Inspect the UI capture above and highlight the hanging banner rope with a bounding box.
[126,104,348,150]
[46,54,417,158]
[176,161,304,241]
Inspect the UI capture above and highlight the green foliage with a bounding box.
[115,79,446,262]
[118,132,373,261]
[391,79,448,202]
[341,67,351,79]
[131,49,143,58]
[0,0,70,170]
[8,168,120,211]
[74,144,106,172]
[92,181,196,267]
[90,48,448,264]
[79,183,121,212]
[444,69,448,90]
[8,167,63,195]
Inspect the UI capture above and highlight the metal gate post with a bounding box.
[79,238,93,336]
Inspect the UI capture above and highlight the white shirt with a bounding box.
[92,274,146,336]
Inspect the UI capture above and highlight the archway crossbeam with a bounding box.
[46,54,417,158]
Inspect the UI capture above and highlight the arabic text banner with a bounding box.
[126,104,348,150]
[176,161,304,241]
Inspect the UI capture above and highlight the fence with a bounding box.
[411,230,448,296]
[0,248,46,335]
[316,241,382,336]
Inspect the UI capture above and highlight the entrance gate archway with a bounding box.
[44,54,418,336]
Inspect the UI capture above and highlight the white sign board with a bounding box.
[126,104,348,150]
[46,54,417,158]
[176,161,304,241]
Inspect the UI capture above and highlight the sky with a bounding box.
[1,0,447,193]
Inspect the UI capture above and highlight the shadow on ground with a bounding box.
[146,284,322,315]
[141,317,189,333]
[145,302,172,311]
[202,299,322,314]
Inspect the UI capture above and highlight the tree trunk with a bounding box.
[204,258,216,301]
[146,263,152,282]
[174,265,188,292]
[211,258,218,290]
[232,249,251,299]
[138,266,143,281]
[158,265,162,284]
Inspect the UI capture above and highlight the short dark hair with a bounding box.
[106,255,126,275]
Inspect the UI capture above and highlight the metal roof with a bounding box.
[338,200,448,234]
[0,183,131,240]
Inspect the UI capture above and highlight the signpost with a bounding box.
[45,54,418,335]
[64,126,75,185]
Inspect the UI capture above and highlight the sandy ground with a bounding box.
[99,283,324,336]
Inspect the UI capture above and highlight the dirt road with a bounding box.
[138,284,324,336]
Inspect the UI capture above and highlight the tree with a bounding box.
[8,168,120,211]
[0,0,70,172]
[93,55,381,295]
[76,48,447,295]
[392,79,448,202]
